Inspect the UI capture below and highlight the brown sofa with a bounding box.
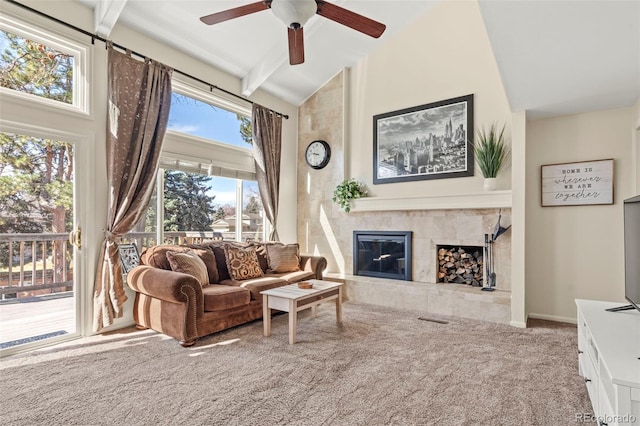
[127,241,327,347]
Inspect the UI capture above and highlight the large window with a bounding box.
[0,16,87,113]
[127,80,264,249]
[168,93,252,149]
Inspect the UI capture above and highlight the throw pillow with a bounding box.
[166,250,210,288]
[224,245,263,281]
[144,245,219,284]
[266,243,301,273]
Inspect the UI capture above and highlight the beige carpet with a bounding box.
[0,302,591,425]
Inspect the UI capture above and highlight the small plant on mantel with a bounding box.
[332,178,367,213]
[474,123,510,191]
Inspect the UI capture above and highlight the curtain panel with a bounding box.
[93,48,172,332]
[251,104,283,241]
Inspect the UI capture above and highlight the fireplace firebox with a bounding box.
[353,231,412,281]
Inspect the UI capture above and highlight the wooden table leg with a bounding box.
[263,294,271,337]
[311,304,318,318]
[336,287,342,323]
[288,299,297,344]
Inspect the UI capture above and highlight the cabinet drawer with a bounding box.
[580,353,599,414]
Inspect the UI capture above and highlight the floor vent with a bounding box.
[418,317,449,325]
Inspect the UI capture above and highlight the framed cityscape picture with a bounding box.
[373,94,474,184]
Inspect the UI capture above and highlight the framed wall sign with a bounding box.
[541,159,614,207]
[373,94,474,184]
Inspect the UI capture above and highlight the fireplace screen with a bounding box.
[353,231,412,281]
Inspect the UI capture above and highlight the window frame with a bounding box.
[147,78,269,244]
[0,13,90,116]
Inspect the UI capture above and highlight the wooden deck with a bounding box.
[0,295,75,347]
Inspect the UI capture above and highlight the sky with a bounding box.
[167,93,257,207]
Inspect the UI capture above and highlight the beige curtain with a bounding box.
[252,104,283,241]
[93,48,172,331]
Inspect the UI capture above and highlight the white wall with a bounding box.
[526,107,636,322]
[0,0,298,334]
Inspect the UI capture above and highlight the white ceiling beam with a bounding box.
[94,0,129,37]
[241,15,326,97]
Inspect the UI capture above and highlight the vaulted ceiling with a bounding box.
[76,0,639,118]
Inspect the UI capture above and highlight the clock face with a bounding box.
[305,140,331,169]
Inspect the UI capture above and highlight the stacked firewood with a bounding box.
[437,247,483,286]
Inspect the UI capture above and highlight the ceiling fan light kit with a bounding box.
[200,0,386,65]
[271,0,317,29]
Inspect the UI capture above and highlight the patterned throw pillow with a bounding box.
[166,251,210,288]
[266,243,301,273]
[223,245,263,281]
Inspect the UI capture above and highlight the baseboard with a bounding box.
[527,312,577,325]
[509,320,527,328]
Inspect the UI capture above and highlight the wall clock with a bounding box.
[305,140,331,169]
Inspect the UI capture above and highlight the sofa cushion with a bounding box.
[268,270,314,283]
[192,241,246,281]
[224,245,263,281]
[202,285,250,312]
[250,242,270,272]
[266,243,301,273]
[220,276,288,300]
[166,251,209,288]
[141,245,219,283]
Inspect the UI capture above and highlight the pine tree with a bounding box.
[0,30,74,276]
[236,114,252,145]
[162,170,216,232]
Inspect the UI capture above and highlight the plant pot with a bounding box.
[483,177,497,191]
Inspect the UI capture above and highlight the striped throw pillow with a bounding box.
[166,250,210,288]
[266,243,301,273]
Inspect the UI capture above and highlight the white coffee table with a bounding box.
[261,279,343,344]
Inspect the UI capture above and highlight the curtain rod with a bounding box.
[3,0,290,120]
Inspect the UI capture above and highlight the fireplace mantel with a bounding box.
[350,190,512,212]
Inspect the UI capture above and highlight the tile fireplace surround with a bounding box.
[303,208,512,325]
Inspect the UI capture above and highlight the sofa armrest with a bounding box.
[299,255,327,280]
[127,265,204,314]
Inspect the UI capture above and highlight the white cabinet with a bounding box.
[576,299,640,425]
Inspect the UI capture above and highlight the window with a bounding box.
[0,16,88,113]
[127,169,263,248]
[168,81,252,149]
[125,79,265,249]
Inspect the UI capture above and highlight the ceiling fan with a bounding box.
[200,0,386,65]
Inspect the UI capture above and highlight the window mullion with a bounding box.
[156,169,164,245]
[236,180,243,242]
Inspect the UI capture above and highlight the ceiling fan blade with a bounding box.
[288,27,305,65]
[200,1,271,25]
[316,1,386,38]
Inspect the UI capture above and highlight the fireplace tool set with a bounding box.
[482,210,511,292]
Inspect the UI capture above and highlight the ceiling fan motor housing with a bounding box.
[271,0,318,29]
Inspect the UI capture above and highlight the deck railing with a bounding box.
[1,231,261,299]
[0,233,72,298]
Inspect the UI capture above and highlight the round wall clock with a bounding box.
[305,140,331,169]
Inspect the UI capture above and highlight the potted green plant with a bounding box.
[474,123,510,191]
[332,178,367,213]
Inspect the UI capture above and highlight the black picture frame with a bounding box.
[373,94,474,184]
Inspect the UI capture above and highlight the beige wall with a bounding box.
[297,1,515,304]
[348,0,512,195]
[525,107,636,322]
[634,99,640,193]
[1,0,298,334]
